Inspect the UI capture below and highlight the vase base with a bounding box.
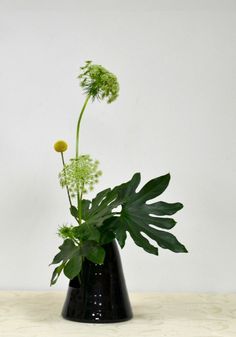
[62,313,133,324]
[61,284,133,324]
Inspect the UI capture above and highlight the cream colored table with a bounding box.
[0,292,235,337]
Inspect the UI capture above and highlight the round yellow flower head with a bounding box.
[54,140,68,153]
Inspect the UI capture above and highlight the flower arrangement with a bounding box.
[50,61,187,286]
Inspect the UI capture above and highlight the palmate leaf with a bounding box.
[50,238,105,285]
[73,223,101,242]
[82,173,187,255]
[50,239,79,265]
[50,239,82,285]
[81,241,105,264]
[50,262,65,285]
[64,254,82,279]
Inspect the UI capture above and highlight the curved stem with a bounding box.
[75,94,91,225]
[76,94,91,159]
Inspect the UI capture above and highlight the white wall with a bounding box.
[0,0,235,292]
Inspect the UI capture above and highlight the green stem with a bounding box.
[76,94,91,159]
[75,94,91,225]
[60,152,72,207]
[60,153,79,225]
[77,186,82,225]
[78,189,83,225]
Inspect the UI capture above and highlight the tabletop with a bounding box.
[0,291,235,337]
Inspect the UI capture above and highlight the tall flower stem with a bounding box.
[75,94,91,224]
[76,94,91,159]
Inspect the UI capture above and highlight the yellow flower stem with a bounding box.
[60,153,79,225]
[60,153,72,207]
[75,94,91,225]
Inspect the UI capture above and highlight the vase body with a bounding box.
[62,240,133,323]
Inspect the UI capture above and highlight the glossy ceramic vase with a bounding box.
[62,240,133,323]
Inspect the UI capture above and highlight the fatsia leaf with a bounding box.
[50,239,78,265]
[50,239,82,284]
[81,200,91,219]
[91,188,111,208]
[64,253,82,279]
[50,262,65,286]
[81,173,141,227]
[81,241,105,264]
[111,218,127,248]
[147,201,183,216]
[81,172,187,255]
[132,174,170,203]
[74,223,100,242]
[98,217,117,244]
[100,230,116,245]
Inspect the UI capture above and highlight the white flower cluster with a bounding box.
[59,155,102,197]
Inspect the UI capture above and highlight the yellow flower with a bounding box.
[54,140,68,153]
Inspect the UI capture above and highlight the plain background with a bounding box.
[0,0,235,292]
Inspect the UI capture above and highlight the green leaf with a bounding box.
[64,253,82,279]
[148,228,187,252]
[81,241,105,264]
[75,223,100,242]
[50,239,82,284]
[81,173,141,227]
[91,188,111,208]
[132,174,170,203]
[50,239,78,265]
[70,206,78,218]
[122,216,158,255]
[81,173,187,255]
[100,230,116,245]
[50,262,65,286]
[147,201,183,216]
[98,217,117,245]
[81,200,91,219]
[50,251,64,265]
[112,218,127,248]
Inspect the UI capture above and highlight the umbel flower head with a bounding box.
[59,154,102,197]
[78,60,119,103]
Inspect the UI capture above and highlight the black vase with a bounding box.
[62,240,133,323]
